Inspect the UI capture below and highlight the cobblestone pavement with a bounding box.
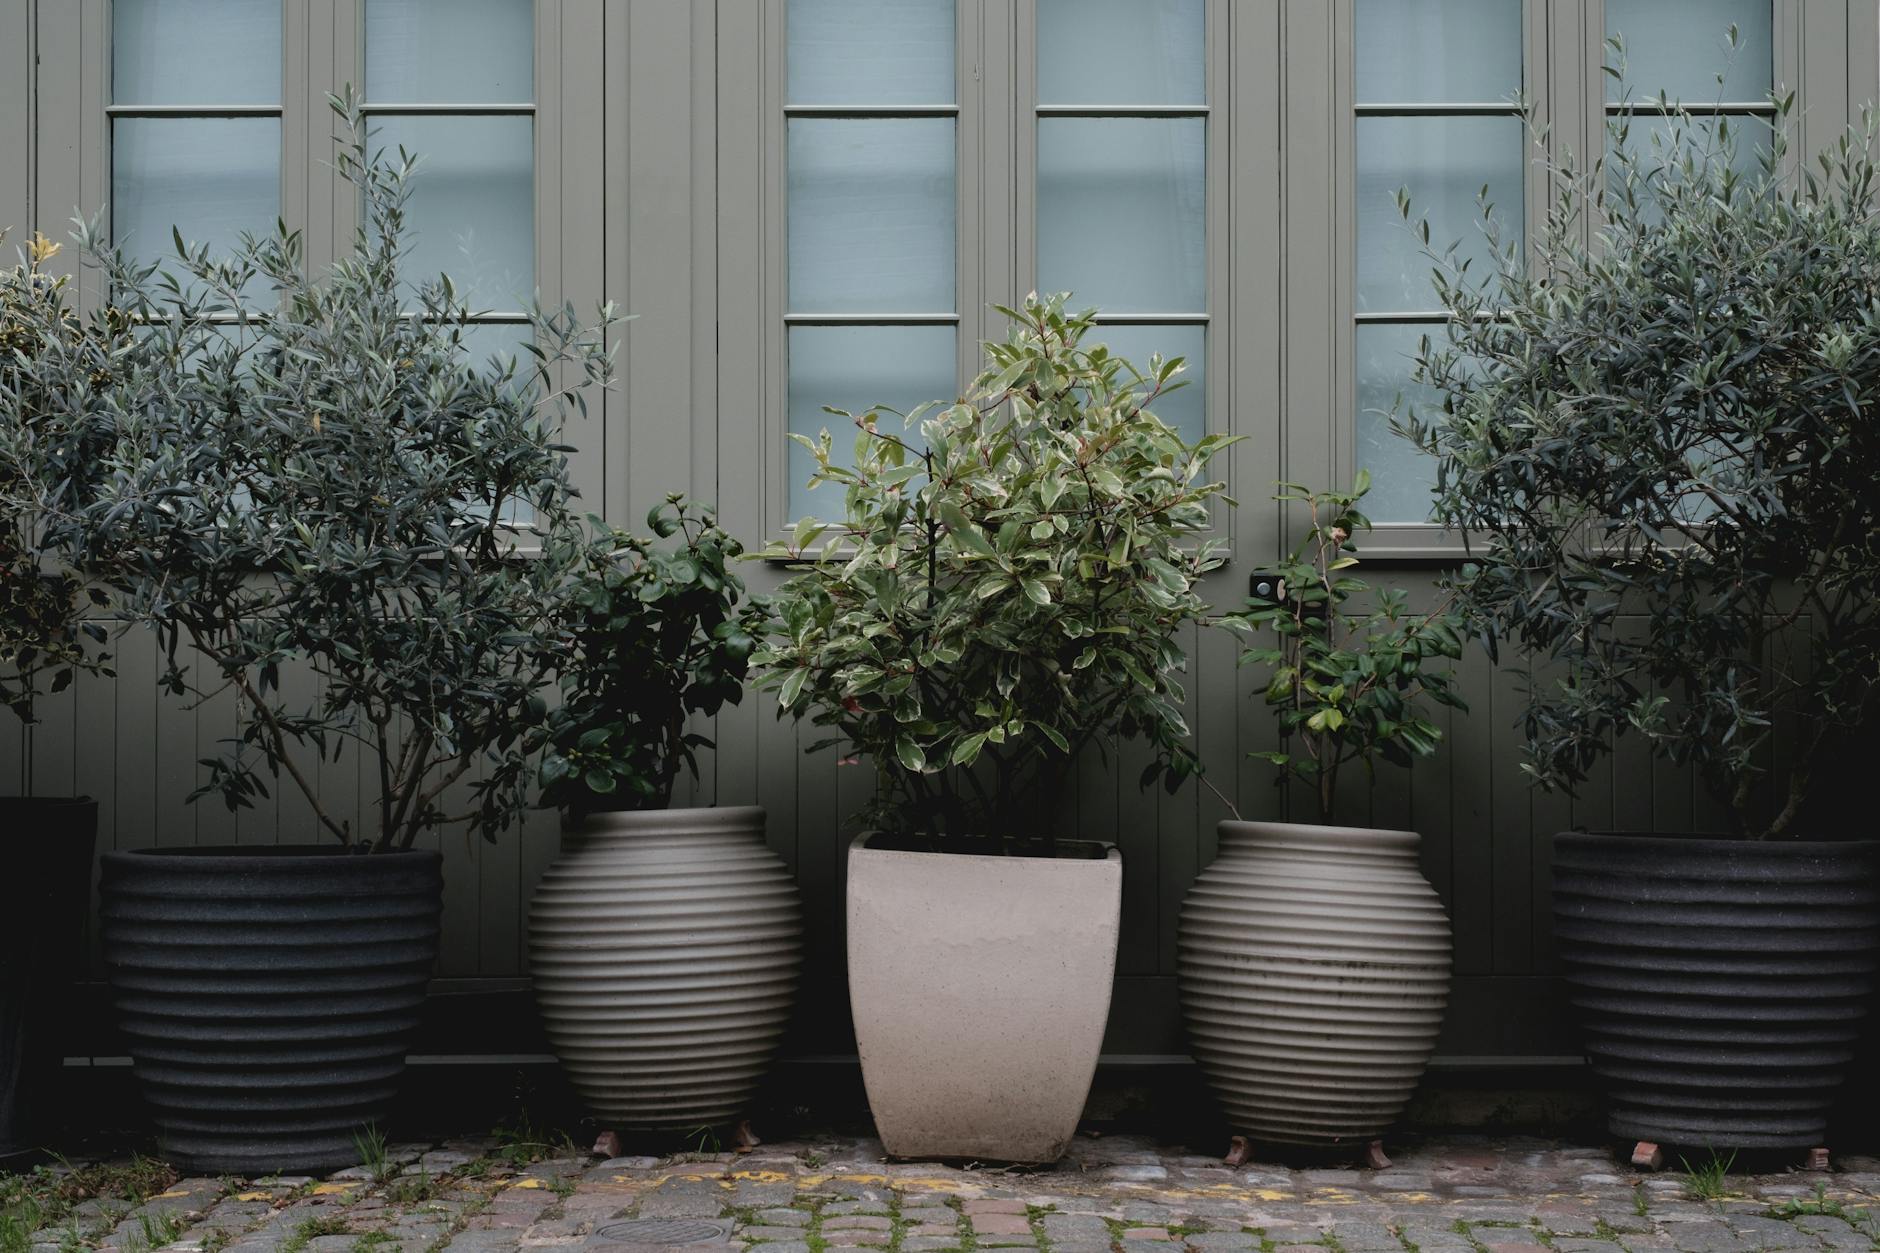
[11,1133,1880,1253]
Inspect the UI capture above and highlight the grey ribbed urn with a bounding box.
[1177,821,1452,1147]
[527,805,802,1128]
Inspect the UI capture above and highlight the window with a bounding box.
[1035,0,1208,444]
[1347,1,1781,533]
[783,0,960,523]
[364,0,536,367]
[1605,0,1776,185]
[110,0,282,291]
[1352,0,1524,525]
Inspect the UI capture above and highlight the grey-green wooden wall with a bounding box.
[2,0,1876,1065]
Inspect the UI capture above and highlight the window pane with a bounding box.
[787,325,956,521]
[113,118,280,267]
[373,115,535,312]
[1355,0,1522,105]
[1356,322,1443,524]
[454,321,534,377]
[113,0,281,106]
[1357,114,1523,314]
[1608,111,1773,185]
[1037,0,1204,108]
[1084,324,1205,444]
[1606,0,1772,104]
[787,0,956,107]
[788,119,956,314]
[366,0,534,103]
[1038,117,1206,315]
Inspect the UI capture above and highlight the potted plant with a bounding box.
[753,294,1235,1162]
[1401,86,1880,1167]
[0,232,121,1166]
[77,97,616,1174]
[527,496,799,1147]
[1180,478,1463,1169]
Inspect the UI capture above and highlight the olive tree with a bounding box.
[81,96,618,850]
[1400,80,1880,838]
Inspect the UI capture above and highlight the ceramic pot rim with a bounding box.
[1216,819,1418,854]
[563,804,766,836]
[100,845,442,869]
[850,831,1121,866]
[1556,831,1880,855]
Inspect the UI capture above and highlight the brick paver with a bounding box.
[7,1133,1880,1253]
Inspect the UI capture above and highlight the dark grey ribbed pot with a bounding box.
[99,846,442,1174]
[1552,833,1880,1150]
[0,797,97,1166]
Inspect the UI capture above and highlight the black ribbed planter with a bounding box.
[99,846,442,1174]
[0,797,98,1167]
[1552,833,1880,1152]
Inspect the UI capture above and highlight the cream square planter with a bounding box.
[845,833,1122,1163]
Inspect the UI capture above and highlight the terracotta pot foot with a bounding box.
[592,1129,623,1159]
[1224,1135,1253,1168]
[733,1120,762,1153]
[1807,1146,1831,1172]
[1630,1141,1663,1171]
[1362,1140,1392,1171]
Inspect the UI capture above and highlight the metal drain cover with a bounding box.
[588,1218,730,1248]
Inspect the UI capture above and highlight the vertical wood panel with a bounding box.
[1230,0,1284,834]
[1851,1,1880,119]
[1445,643,1495,976]
[0,0,31,241]
[26,682,76,801]
[272,661,320,844]
[1280,0,1339,515]
[111,630,158,852]
[194,676,238,847]
[1488,662,1530,973]
[1156,621,1204,973]
[623,0,701,524]
[32,0,82,284]
[153,644,198,847]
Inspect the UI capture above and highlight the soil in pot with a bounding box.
[0,797,98,1167]
[527,805,803,1132]
[1553,832,1880,1157]
[1177,821,1453,1157]
[846,832,1122,1164]
[98,845,442,1175]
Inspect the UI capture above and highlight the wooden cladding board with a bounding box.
[8,0,1878,1064]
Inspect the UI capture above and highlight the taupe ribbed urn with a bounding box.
[528,805,802,1129]
[1177,821,1452,1152]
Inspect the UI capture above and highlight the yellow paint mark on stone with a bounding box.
[1394,1192,1432,1203]
[729,1171,793,1184]
[894,1178,976,1195]
[1309,1189,1358,1205]
[1253,1189,1293,1202]
[506,1178,547,1190]
[234,1192,274,1203]
[310,1183,356,1196]
[152,1190,192,1200]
